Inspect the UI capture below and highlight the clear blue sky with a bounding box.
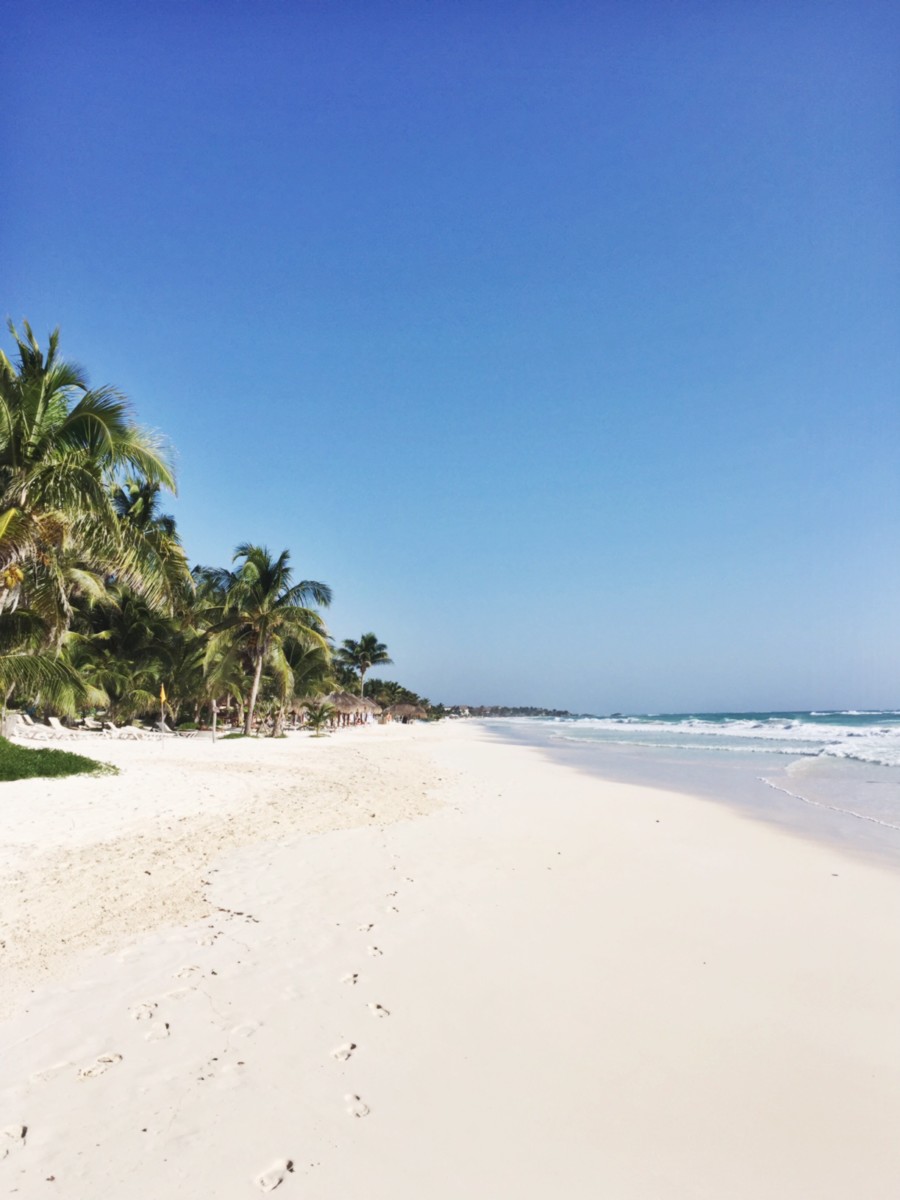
[6,1,899,712]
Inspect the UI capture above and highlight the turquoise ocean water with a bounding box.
[481,712,900,869]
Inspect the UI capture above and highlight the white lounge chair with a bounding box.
[15,714,54,740]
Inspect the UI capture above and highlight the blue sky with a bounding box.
[6,1,899,712]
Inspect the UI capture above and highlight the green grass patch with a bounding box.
[0,736,117,781]
[221,731,249,740]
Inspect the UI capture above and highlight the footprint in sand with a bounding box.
[345,1094,370,1118]
[78,1053,122,1080]
[30,1062,68,1084]
[256,1158,293,1191]
[231,1021,261,1039]
[385,905,399,914]
[146,1021,171,1042]
[386,890,398,898]
[0,1125,26,1160]
[175,964,202,980]
[331,1042,356,1061]
[367,1002,390,1018]
[164,987,192,1002]
[341,972,359,986]
[366,946,382,957]
[357,923,374,933]
[129,1001,158,1021]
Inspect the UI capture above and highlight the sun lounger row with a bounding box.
[7,714,74,740]
[6,715,189,741]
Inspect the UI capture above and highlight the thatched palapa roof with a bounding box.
[384,703,428,720]
[326,691,366,714]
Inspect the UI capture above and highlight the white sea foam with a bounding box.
[536,713,900,770]
[758,777,900,832]
[551,733,805,757]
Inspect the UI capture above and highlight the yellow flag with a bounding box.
[160,684,167,703]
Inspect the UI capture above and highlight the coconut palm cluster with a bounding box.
[0,322,433,735]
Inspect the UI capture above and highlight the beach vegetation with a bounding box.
[0,324,435,743]
[336,633,393,698]
[0,609,90,719]
[368,679,425,709]
[203,544,332,736]
[0,320,188,635]
[0,734,116,780]
[304,701,335,737]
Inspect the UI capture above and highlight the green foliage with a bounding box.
[0,321,186,633]
[0,610,89,714]
[0,735,116,780]
[205,544,332,735]
[0,327,429,728]
[368,678,425,708]
[336,633,392,696]
[329,659,358,691]
[305,701,335,737]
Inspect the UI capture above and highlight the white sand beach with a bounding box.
[2,720,900,1198]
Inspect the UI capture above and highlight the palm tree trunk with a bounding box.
[272,703,285,737]
[360,668,366,697]
[244,652,264,735]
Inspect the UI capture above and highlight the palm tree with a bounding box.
[70,587,171,724]
[336,632,392,698]
[113,478,190,629]
[0,321,184,632]
[206,544,331,735]
[270,635,332,736]
[112,479,177,536]
[0,610,89,731]
[185,565,244,731]
[369,678,427,710]
[304,701,335,737]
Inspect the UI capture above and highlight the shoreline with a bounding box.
[478,717,900,871]
[2,720,900,1196]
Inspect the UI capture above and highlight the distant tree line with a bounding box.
[448,706,577,718]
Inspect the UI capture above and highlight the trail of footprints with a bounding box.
[328,878,412,1135]
[8,877,415,1191]
[74,959,220,1094]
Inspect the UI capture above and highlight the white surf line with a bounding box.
[551,734,817,755]
[758,777,900,832]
